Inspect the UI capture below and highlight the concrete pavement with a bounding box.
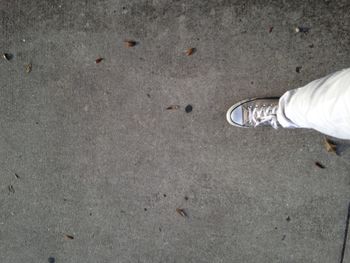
[1,0,350,262]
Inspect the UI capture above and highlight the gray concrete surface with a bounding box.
[1,0,350,262]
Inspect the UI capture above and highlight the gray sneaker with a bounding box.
[226,97,280,128]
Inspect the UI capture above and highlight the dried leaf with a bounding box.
[8,185,15,193]
[95,57,103,64]
[25,63,32,73]
[315,162,325,169]
[176,208,187,217]
[64,234,74,240]
[14,173,20,179]
[324,138,337,154]
[166,105,180,110]
[185,48,195,56]
[124,40,137,48]
[296,66,302,73]
[269,26,274,33]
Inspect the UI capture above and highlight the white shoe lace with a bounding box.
[248,105,278,129]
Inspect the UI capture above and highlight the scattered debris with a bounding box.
[315,161,326,169]
[176,208,187,217]
[124,40,137,48]
[282,235,286,241]
[64,234,74,240]
[295,26,310,33]
[159,227,162,232]
[48,257,55,263]
[269,26,274,33]
[324,137,338,154]
[144,208,147,211]
[8,185,15,193]
[166,105,180,110]
[185,48,195,56]
[2,53,13,61]
[296,66,302,73]
[25,63,32,73]
[286,216,291,222]
[95,57,103,64]
[146,93,151,98]
[14,173,20,179]
[274,227,278,230]
[185,105,193,113]
[163,194,167,197]
[184,196,189,201]
[309,44,314,48]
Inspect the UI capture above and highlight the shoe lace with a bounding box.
[248,105,278,129]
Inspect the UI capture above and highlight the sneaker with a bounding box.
[226,97,280,128]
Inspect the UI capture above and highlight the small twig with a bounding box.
[176,208,187,217]
[340,202,350,263]
[315,162,326,169]
[166,105,180,110]
[295,26,310,33]
[124,40,137,48]
[64,234,74,240]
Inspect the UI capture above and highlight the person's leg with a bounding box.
[277,68,350,139]
[226,68,350,139]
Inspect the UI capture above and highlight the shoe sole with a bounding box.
[226,97,280,127]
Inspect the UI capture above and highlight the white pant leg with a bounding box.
[277,68,350,140]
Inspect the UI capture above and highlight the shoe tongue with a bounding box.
[243,107,251,125]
